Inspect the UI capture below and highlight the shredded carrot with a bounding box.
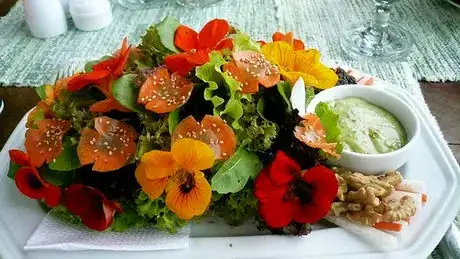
[374,222,403,232]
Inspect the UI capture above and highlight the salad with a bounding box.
[7,17,426,242]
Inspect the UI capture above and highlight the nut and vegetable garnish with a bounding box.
[330,168,416,227]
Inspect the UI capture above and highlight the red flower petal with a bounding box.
[215,38,233,51]
[89,98,131,113]
[9,150,30,166]
[259,198,296,229]
[67,70,111,92]
[77,116,138,172]
[44,185,61,208]
[293,195,332,224]
[171,115,237,160]
[137,66,194,113]
[25,119,72,167]
[174,25,199,52]
[65,184,120,231]
[65,184,96,216]
[93,38,131,77]
[197,19,230,50]
[268,151,299,186]
[81,201,119,231]
[165,53,196,76]
[14,167,46,200]
[302,165,339,203]
[254,169,288,203]
[185,50,210,66]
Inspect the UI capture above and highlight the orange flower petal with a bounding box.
[294,114,340,158]
[174,25,199,52]
[223,62,259,94]
[137,150,178,180]
[137,66,194,113]
[293,39,305,51]
[89,98,131,113]
[171,138,215,171]
[171,115,237,160]
[233,51,280,88]
[77,116,138,172]
[135,168,168,200]
[272,32,285,42]
[165,53,196,76]
[25,119,72,167]
[165,170,212,220]
[197,19,230,50]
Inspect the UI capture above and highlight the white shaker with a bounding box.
[69,0,113,32]
[23,0,68,38]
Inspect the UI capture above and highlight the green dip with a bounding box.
[326,97,407,154]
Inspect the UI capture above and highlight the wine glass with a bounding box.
[340,0,414,61]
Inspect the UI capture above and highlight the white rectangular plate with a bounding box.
[0,85,459,259]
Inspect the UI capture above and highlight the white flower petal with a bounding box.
[290,77,306,116]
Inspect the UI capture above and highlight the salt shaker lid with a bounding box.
[69,0,111,15]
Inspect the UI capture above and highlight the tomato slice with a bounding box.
[171,115,237,160]
[137,66,194,113]
[294,114,339,158]
[230,51,280,90]
[77,116,138,172]
[25,119,72,167]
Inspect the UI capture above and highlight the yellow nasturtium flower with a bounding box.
[261,41,338,89]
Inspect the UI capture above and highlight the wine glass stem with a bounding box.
[374,1,392,31]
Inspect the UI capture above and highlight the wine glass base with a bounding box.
[176,0,223,7]
[340,21,414,61]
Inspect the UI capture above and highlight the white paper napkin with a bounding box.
[24,214,190,251]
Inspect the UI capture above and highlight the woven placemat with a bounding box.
[0,0,460,87]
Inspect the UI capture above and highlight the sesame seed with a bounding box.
[104,142,109,146]
[212,123,217,127]
[94,149,98,153]
[223,152,227,156]
[219,140,224,144]
[109,151,113,156]
[216,128,221,132]
[106,121,110,125]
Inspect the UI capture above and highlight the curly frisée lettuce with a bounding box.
[315,102,343,153]
[135,191,187,233]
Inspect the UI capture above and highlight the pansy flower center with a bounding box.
[284,177,314,205]
[176,170,196,194]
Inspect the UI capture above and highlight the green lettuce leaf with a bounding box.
[7,160,20,180]
[49,136,80,171]
[196,52,244,128]
[135,191,187,233]
[208,187,258,226]
[135,17,180,68]
[232,31,261,52]
[36,85,48,100]
[39,166,77,187]
[168,109,180,134]
[211,145,263,194]
[277,81,292,112]
[315,102,343,152]
[112,201,150,232]
[49,206,82,225]
[234,97,278,152]
[306,86,315,106]
[112,74,144,112]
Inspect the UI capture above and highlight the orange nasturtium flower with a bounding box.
[67,38,132,113]
[223,51,280,94]
[261,41,338,89]
[294,114,340,158]
[135,138,215,220]
[165,19,233,76]
[258,31,305,51]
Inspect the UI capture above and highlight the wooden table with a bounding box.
[1,84,460,161]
